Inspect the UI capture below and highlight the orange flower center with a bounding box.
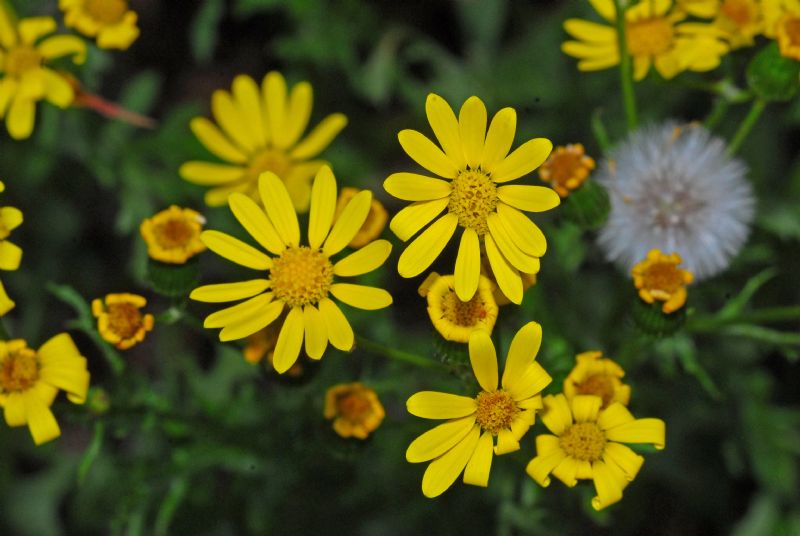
[778,16,800,60]
[336,391,372,422]
[269,246,334,307]
[248,149,291,180]
[107,302,144,339]
[559,422,606,461]
[1,347,39,392]
[641,262,685,295]
[574,374,615,408]
[85,0,128,24]
[4,47,43,77]
[448,169,498,235]
[539,145,594,196]
[152,218,196,249]
[475,390,518,435]
[720,0,755,27]
[626,17,674,57]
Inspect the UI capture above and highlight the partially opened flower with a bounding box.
[763,0,800,59]
[333,187,388,248]
[418,272,499,343]
[325,382,385,439]
[180,72,347,209]
[59,0,140,50]
[385,94,558,304]
[92,293,154,350]
[563,351,631,408]
[140,206,206,264]
[539,143,596,198]
[406,322,552,497]
[0,334,90,445]
[0,12,87,139]
[526,394,665,510]
[190,167,393,374]
[632,249,693,313]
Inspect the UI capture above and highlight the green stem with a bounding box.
[355,336,448,371]
[612,0,637,131]
[591,108,612,153]
[687,306,800,332]
[727,98,766,155]
[704,98,729,131]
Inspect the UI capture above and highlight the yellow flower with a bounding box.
[763,0,800,59]
[59,0,140,50]
[526,394,665,510]
[385,94,558,304]
[140,205,206,264]
[92,293,155,349]
[0,12,86,139]
[631,249,693,314]
[562,0,729,80]
[563,351,631,408]
[190,166,393,374]
[418,272,499,343]
[180,72,347,210]
[334,187,388,248]
[0,334,90,445]
[406,323,552,498]
[539,143,596,198]
[0,194,22,272]
[0,279,14,315]
[324,382,385,439]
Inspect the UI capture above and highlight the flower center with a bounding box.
[440,289,490,327]
[107,302,144,339]
[559,422,606,461]
[626,17,674,57]
[85,0,128,24]
[778,16,800,59]
[4,47,43,77]
[153,218,195,249]
[1,347,39,392]
[720,0,755,27]
[642,262,684,294]
[448,169,498,235]
[574,374,615,408]
[269,246,334,308]
[474,390,518,435]
[336,392,372,422]
[248,149,291,179]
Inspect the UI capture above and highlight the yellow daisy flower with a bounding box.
[563,351,631,408]
[190,166,393,374]
[385,94,558,304]
[406,322,552,498]
[526,394,665,511]
[333,187,388,248]
[562,0,729,80]
[0,334,90,445]
[180,72,347,210]
[539,143,596,198]
[92,293,155,350]
[763,0,800,59]
[324,382,385,439]
[631,249,694,314]
[140,205,206,264]
[0,279,14,315]
[59,0,140,50]
[418,272,499,343]
[0,194,22,272]
[0,11,86,139]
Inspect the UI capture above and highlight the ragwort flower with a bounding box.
[563,351,631,408]
[418,272,499,343]
[526,394,665,510]
[0,335,90,445]
[180,72,347,210]
[190,167,393,374]
[140,205,206,264]
[325,382,385,439]
[764,0,800,59]
[539,143,596,198]
[92,293,154,350]
[678,0,764,48]
[59,0,140,50]
[632,249,693,313]
[333,187,388,248]
[385,94,558,304]
[406,323,551,497]
[0,12,86,139]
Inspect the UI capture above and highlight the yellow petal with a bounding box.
[463,430,494,487]
[459,96,487,170]
[303,304,328,360]
[282,81,312,148]
[290,113,347,160]
[36,35,86,63]
[563,19,616,42]
[454,227,480,301]
[484,233,522,304]
[0,207,23,232]
[263,71,287,147]
[468,330,498,392]
[0,7,16,48]
[407,391,477,419]
[319,298,354,351]
[502,321,543,390]
[37,333,80,364]
[232,75,266,148]
[0,79,17,117]
[571,395,602,423]
[425,93,465,169]
[201,230,272,270]
[189,117,248,164]
[487,214,540,273]
[272,306,304,374]
[323,190,372,256]
[603,442,644,480]
[397,213,458,278]
[421,425,480,498]
[604,418,666,449]
[38,366,90,401]
[481,107,516,172]
[389,198,449,242]
[212,89,257,153]
[333,240,392,277]
[308,165,337,250]
[204,183,250,207]
[42,69,73,108]
[551,456,580,487]
[204,293,276,329]
[561,40,617,59]
[496,185,561,213]
[590,460,625,511]
[0,240,23,270]
[190,279,271,303]
[7,96,35,140]
[496,203,547,257]
[228,193,286,255]
[506,362,552,402]
[491,138,553,183]
[258,172,300,247]
[330,283,392,310]
[526,447,566,487]
[384,172,452,201]
[590,0,616,21]
[3,392,26,426]
[398,129,458,179]
[541,394,573,436]
[179,162,245,185]
[597,402,635,431]
[407,415,477,463]
[22,391,61,446]
[494,428,520,455]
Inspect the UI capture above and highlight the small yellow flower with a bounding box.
[563,0,729,80]
[0,279,14,315]
[418,272,498,343]
[334,187,388,248]
[631,249,694,314]
[0,334,90,445]
[190,166,393,374]
[385,94,559,304]
[564,351,631,408]
[180,72,347,210]
[0,193,22,272]
[59,0,140,50]
[140,206,206,264]
[0,12,87,139]
[526,394,665,511]
[406,323,552,497]
[324,382,385,439]
[763,0,800,59]
[539,143,596,198]
[92,293,154,350]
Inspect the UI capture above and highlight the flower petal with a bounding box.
[212,89,257,153]
[308,165,337,249]
[454,227,480,301]
[282,81,312,148]
[323,190,372,256]
[491,138,553,183]
[219,299,284,342]
[551,456,580,487]
[190,279,271,303]
[258,172,300,247]
[484,233,522,304]
[541,394,573,436]
[398,129,458,179]
[506,362,552,402]
[502,321,543,390]
[22,391,60,446]
[597,402,635,431]
[591,460,625,511]
[232,75,267,148]
[426,93,465,169]
[406,414,477,463]
[330,283,392,310]
[384,172,452,201]
[7,96,35,140]
[303,304,328,360]
[604,418,666,449]
[481,107,516,172]
[397,213,458,278]
[571,395,602,423]
[407,391,477,419]
[459,96,487,170]
[389,198,449,242]
[463,430,494,487]
[290,113,348,160]
[496,185,561,213]
[38,366,90,402]
[319,298,354,351]
[228,193,286,255]
[203,293,275,328]
[201,230,272,270]
[526,447,566,487]
[37,35,87,63]
[3,392,26,426]
[190,117,248,163]
[421,425,480,498]
[494,428,520,455]
[468,330,498,392]
[487,214,540,273]
[495,203,547,257]
[603,442,644,480]
[272,306,305,373]
[37,333,81,364]
[333,240,392,277]
[179,161,245,185]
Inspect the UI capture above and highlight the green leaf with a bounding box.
[190,0,225,64]
[77,422,105,485]
[718,267,778,318]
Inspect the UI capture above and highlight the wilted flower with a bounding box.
[632,249,694,313]
[418,272,499,343]
[60,0,140,50]
[325,383,385,439]
[597,123,754,280]
[92,293,155,350]
[140,206,206,264]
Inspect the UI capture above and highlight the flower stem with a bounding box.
[727,98,766,156]
[687,306,800,332]
[612,0,638,131]
[355,336,448,371]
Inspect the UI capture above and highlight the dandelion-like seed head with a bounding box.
[475,390,519,435]
[269,246,334,308]
[559,422,606,462]
[0,342,39,392]
[597,122,754,280]
[448,169,498,235]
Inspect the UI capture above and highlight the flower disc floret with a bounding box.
[270,246,334,307]
[475,390,518,435]
[85,0,127,23]
[419,273,499,342]
[632,249,694,314]
[92,293,154,350]
[1,345,39,392]
[559,422,606,461]
[627,16,675,56]
[448,170,498,235]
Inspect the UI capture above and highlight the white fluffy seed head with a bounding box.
[597,122,755,281]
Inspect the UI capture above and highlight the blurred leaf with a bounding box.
[190,0,225,64]
[356,29,405,106]
[717,267,778,318]
[154,476,188,536]
[731,494,780,536]
[741,398,799,497]
[724,325,800,348]
[77,422,105,485]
